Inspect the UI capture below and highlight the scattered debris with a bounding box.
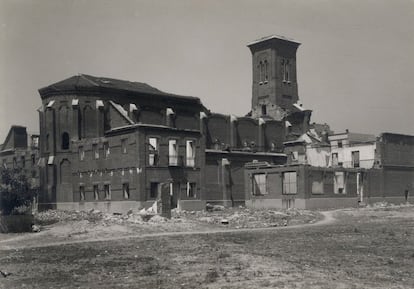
[31,224,41,233]
[0,270,12,278]
[221,219,229,225]
[32,207,321,232]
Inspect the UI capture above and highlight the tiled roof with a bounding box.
[38,74,200,103]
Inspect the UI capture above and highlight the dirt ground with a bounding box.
[0,207,320,249]
[0,205,413,289]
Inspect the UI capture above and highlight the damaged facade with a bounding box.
[35,35,314,212]
[0,126,40,189]
[3,34,412,212]
[245,132,414,209]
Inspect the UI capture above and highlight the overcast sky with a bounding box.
[1,0,413,140]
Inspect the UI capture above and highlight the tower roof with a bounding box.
[247,34,301,48]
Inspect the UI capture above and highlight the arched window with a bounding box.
[61,132,70,150]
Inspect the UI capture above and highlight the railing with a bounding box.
[331,159,375,169]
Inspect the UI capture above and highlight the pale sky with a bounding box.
[1,0,413,141]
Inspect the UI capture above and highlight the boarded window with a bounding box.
[311,171,324,195]
[283,172,297,195]
[252,173,267,195]
[312,181,324,194]
[186,140,195,167]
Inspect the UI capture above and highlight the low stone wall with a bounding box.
[0,214,34,233]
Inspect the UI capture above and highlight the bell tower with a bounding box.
[248,35,301,120]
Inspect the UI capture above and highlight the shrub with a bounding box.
[0,167,37,215]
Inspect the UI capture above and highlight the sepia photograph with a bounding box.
[0,0,413,288]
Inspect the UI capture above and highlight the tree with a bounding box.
[0,167,37,215]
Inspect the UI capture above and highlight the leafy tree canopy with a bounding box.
[0,167,37,215]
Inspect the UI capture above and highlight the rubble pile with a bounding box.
[35,209,104,225]
[34,206,321,230]
[35,208,171,226]
[173,206,320,229]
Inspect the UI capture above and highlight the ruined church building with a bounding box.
[36,35,310,211]
[29,35,413,212]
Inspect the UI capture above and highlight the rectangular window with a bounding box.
[21,156,25,168]
[93,185,99,200]
[79,146,85,161]
[283,172,297,195]
[252,173,267,195]
[103,142,110,159]
[104,184,111,200]
[332,153,338,166]
[186,182,196,198]
[2,159,7,168]
[334,172,346,194]
[31,154,36,166]
[148,137,159,166]
[186,140,195,167]
[337,141,343,148]
[149,182,159,199]
[352,151,360,168]
[261,105,267,116]
[13,157,17,168]
[79,186,85,201]
[169,139,178,166]
[93,144,99,159]
[121,138,127,154]
[123,183,130,199]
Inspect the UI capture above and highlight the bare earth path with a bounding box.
[1,207,413,289]
[0,211,334,250]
